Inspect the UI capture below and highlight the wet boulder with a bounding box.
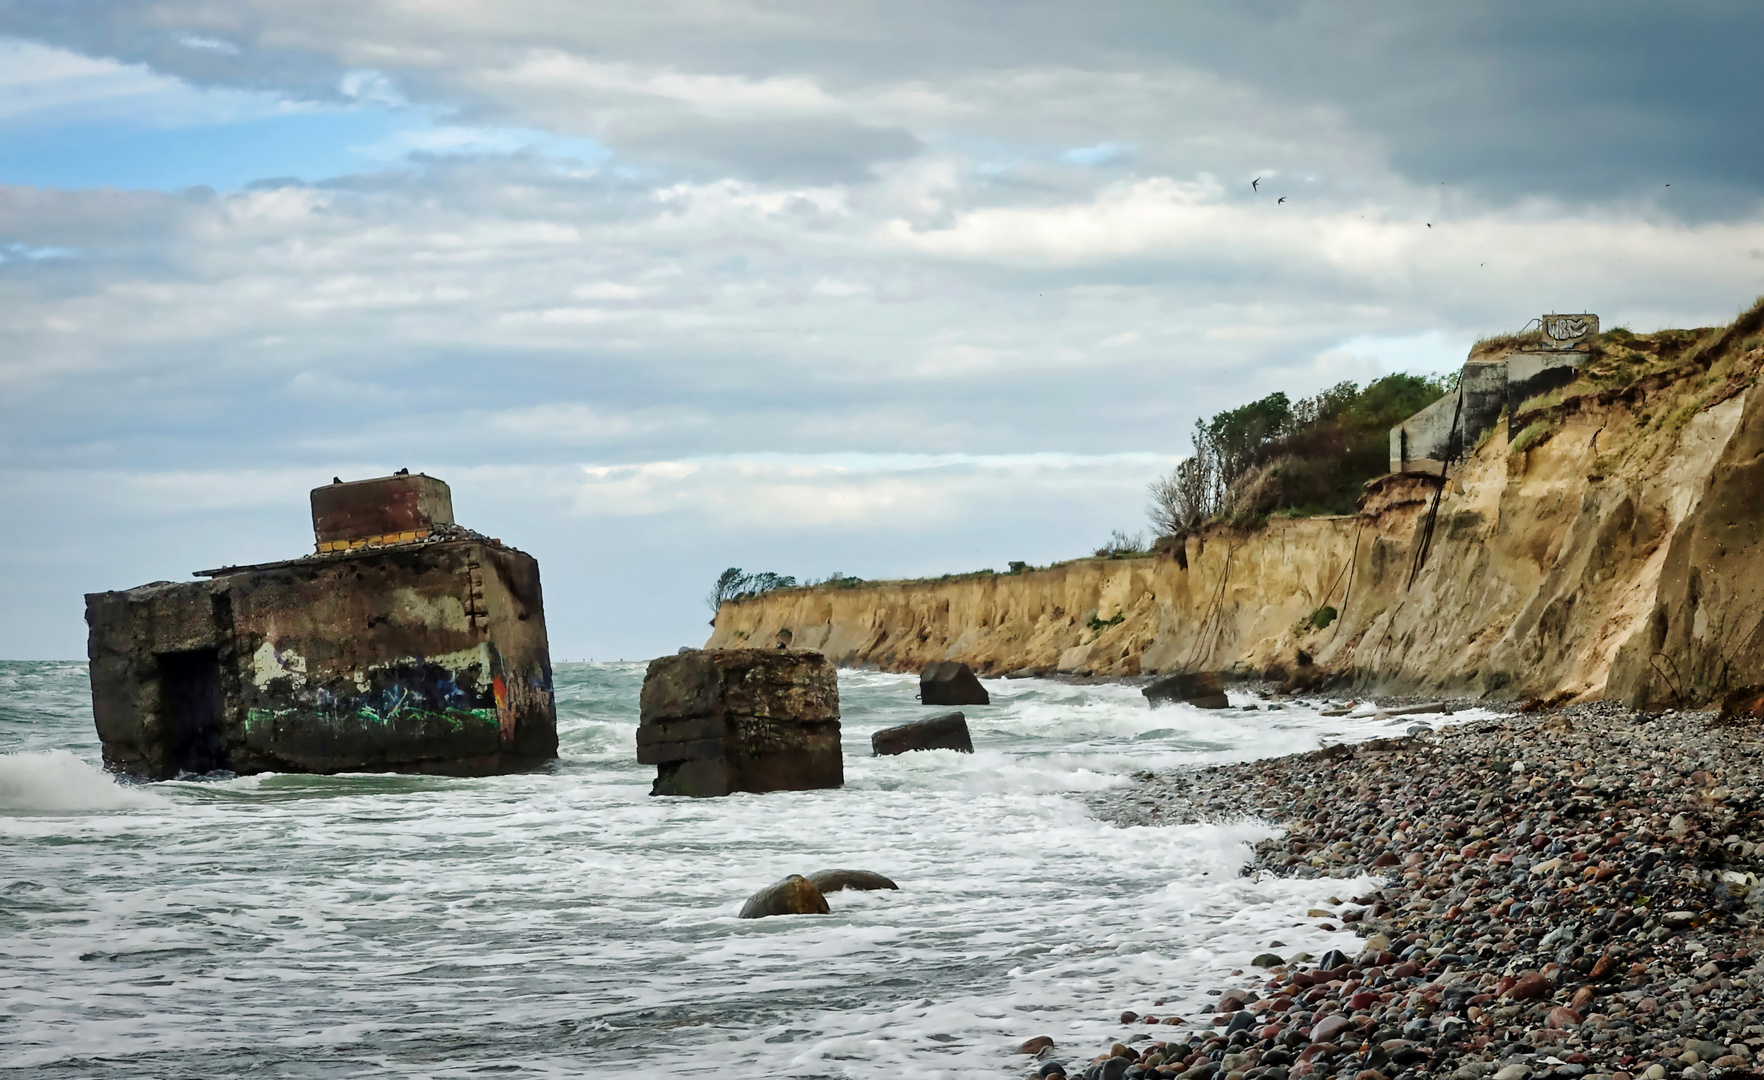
[738,874,831,918]
[871,712,973,755]
[638,648,842,797]
[808,869,899,893]
[920,661,990,706]
[1142,672,1230,709]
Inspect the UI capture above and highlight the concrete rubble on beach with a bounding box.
[1036,704,1764,1080]
[85,472,557,779]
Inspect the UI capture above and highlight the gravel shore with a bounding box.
[1039,703,1764,1080]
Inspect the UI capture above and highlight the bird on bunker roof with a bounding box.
[332,476,342,484]
[396,468,409,475]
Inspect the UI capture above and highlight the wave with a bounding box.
[0,750,165,813]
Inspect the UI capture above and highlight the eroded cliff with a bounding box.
[707,309,1764,707]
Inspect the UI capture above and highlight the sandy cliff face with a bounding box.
[708,323,1764,706]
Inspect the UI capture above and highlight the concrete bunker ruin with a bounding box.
[1390,313,1599,474]
[85,473,558,780]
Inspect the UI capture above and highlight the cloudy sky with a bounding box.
[4,2,1763,660]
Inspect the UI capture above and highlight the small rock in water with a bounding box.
[807,868,898,893]
[737,874,830,918]
[871,711,974,755]
[1250,952,1283,967]
[1018,1035,1055,1056]
[1143,671,1231,709]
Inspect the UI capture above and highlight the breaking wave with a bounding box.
[0,750,164,813]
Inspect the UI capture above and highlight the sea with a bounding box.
[0,660,1498,1078]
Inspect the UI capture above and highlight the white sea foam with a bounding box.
[0,749,164,813]
[0,661,1502,1077]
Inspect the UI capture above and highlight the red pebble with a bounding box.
[1545,1006,1582,1029]
[1350,992,1377,1010]
[1505,972,1550,1001]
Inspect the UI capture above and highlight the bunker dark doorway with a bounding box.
[160,649,227,774]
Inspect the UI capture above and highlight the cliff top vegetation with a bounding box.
[1146,372,1453,531]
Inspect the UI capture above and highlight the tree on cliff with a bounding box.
[707,568,799,611]
[1148,373,1450,531]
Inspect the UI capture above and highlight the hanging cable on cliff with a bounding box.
[1322,517,1364,632]
[1406,383,1465,590]
[1184,543,1235,671]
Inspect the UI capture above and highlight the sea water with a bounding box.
[0,661,1498,1078]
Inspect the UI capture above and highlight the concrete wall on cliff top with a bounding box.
[707,329,1764,707]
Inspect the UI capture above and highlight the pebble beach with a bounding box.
[1043,701,1764,1080]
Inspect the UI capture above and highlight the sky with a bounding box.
[4,1,1764,660]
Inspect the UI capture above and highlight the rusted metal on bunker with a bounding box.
[85,473,558,780]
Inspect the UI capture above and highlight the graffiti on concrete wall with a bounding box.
[1541,314,1599,349]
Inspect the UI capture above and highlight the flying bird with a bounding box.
[1427,223,1432,228]
[1252,177,1261,192]
[1277,196,1286,204]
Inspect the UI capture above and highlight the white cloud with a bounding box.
[488,52,844,121]
[339,68,403,106]
[0,38,332,130]
[567,453,1178,526]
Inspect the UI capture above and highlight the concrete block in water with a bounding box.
[638,649,842,797]
[85,474,557,780]
[871,712,973,755]
[920,661,990,706]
